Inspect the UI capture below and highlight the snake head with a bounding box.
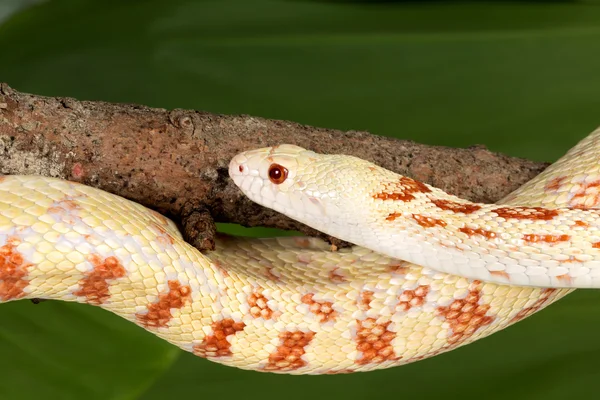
[229,144,396,236]
[229,144,349,227]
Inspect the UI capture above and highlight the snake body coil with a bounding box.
[1,128,598,374]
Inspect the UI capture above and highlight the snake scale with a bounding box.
[1,128,599,374]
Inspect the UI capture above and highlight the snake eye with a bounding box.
[268,163,288,184]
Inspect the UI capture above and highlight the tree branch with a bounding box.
[0,83,548,248]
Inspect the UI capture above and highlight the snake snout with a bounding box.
[229,150,272,205]
[228,153,247,180]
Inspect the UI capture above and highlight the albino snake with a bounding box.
[2,128,600,374]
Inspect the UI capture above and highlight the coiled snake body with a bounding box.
[2,128,599,374]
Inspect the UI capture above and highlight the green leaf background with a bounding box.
[2,0,600,398]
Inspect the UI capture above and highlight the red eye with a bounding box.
[268,163,288,184]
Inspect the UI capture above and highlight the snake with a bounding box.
[230,133,600,289]
[0,129,598,375]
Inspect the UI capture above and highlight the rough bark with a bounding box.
[0,83,549,249]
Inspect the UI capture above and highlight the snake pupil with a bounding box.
[268,164,288,184]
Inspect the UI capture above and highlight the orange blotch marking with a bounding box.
[510,288,558,324]
[388,262,409,274]
[0,237,32,301]
[150,222,176,245]
[436,281,494,345]
[248,288,275,319]
[48,198,82,225]
[301,293,337,322]
[136,280,192,328]
[574,220,589,228]
[358,290,374,311]
[412,214,447,228]
[545,176,567,193]
[569,179,600,209]
[556,274,572,284]
[373,177,431,202]
[459,226,497,240]
[355,318,399,365]
[194,318,246,358]
[74,255,126,305]
[562,256,586,263]
[386,212,402,221]
[431,199,482,214]
[593,242,600,249]
[47,196,85,224]
[213,260,230,277]
[493,206,559,221]
[263,331,315,372]
[522,234,570,243]
[48,199,80,214]
[150,209,169,226]
[261,266,281,282]
[329,267,347,283]
[397,285,429,312]
[490,270,510,280]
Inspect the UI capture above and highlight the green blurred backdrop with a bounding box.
[2,0,600,399]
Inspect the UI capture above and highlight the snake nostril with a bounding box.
[238,165,244,173]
